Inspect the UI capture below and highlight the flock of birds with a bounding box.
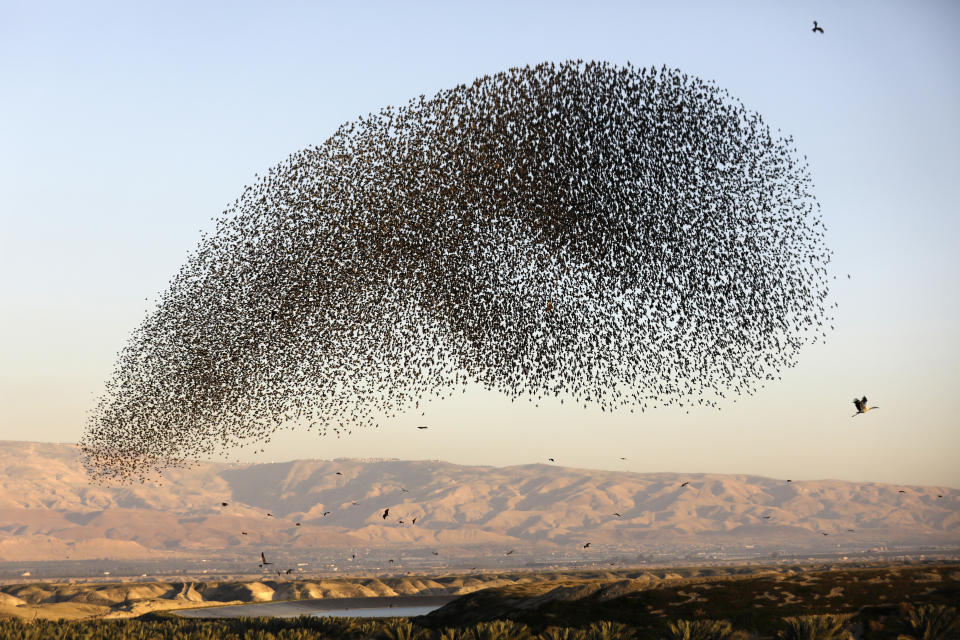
[81,59,834,483]
[69,24,932,575]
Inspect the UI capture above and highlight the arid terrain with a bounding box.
[0,561,957,638]
[1,441,958,567]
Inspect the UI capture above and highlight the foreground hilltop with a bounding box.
[0,441,957,561]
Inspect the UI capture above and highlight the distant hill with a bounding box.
[0,441,956,561]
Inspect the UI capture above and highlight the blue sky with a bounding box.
[1,1,958,486]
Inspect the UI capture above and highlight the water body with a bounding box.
[175,595,455,619]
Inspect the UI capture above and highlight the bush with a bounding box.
[901,604,959,640]
[666,619,735,640]
[777,615,849,640]
[584,620,636,640]
[469,620,533,640]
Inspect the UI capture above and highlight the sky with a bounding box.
[1,1,958,488]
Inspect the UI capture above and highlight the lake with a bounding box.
[174,595,456,619]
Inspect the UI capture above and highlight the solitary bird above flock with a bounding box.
[852,396,879,417]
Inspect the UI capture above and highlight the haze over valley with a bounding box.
[1,441,956,574]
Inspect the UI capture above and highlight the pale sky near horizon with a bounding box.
[1,1,958,488]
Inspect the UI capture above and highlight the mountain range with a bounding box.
[0,441,957,562]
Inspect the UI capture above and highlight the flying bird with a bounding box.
[260,552,272,565]
[335,471,343,475]
[680,481,689,487]
[417,426,428,429]
[266,513,273,517]
[412,517,417,524]
[898,490,906,493]
[221,502,229,507]
[295,522,301,526]
[812,20,824,33]
[583,542,591,548]
[506,549,515,555]
[852,396,879,417]
[382,508,390,519]
[241,531,247,535]
[612,513,622,517]
[548,458,556,462]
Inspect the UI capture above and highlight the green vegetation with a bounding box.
[0,606,956,640]
[776,614,849,640]
[900,604,959,640]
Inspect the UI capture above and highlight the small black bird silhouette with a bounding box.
[612,513,622,517]
[432,551,439,555]
[821,532,829,536]
[266,513,273,517]
[412,517,417,524]
[388,559,394,563]
[583,542,591,548]
[898,490,906,493]
[335,471,343,475]
[680,481,689,487]
[295,522,301,526]
[241,531,248,535]
[382,508,390,519]
[506,549,515,555]
[937,494,943,498]
[548,458,555,462]
[812,20,824,33]
[285,568,294,574]
[322,511,330,516]
[787,480,793,483]
[221,502,229,507]
[763,516,772,519]
[351,554,356,559]
[261,552,272,565]
[417,426,428,429]
[401,487,408,492]
[847,529,856,532]
[619,457,627,460]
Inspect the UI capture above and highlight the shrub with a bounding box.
[375,620,430,640]
[584,620,636,640]
[470,620,533,640]
[666,619,735,640]
[901,604,959,640]
[777,615,849,640]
